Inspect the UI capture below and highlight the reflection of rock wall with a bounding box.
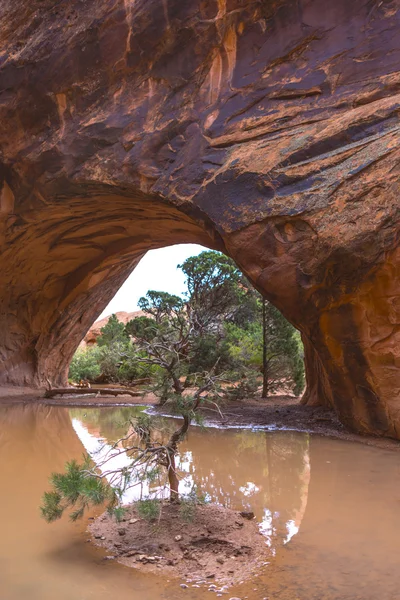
[0,404,85,474]
[301,437,400,554]
[0,404,86,561]
[1,0,400,436]
[262,437,400,600]
[180,429,310,548]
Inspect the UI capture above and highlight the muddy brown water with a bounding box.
[0,404,399,600]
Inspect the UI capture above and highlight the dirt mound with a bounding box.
[89,503,269,588]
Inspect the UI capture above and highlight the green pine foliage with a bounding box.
[40,458,115,523]
[97,314,128,347]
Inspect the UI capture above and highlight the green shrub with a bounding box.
[136,498,160,521]
[110,506,126,523]
[179,487,208,522]
[68,347,101,382]
[225,371,259,400]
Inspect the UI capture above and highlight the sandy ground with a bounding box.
[1,386,400,451]
[89,503,268,588]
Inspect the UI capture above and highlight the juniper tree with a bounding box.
[42,294,225,523]
[41,373,222,523]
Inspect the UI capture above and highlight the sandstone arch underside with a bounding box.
[0,0,399,437]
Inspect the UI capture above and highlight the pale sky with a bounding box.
[99,244,207,318]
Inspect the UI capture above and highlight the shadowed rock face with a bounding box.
[0,0,399,436]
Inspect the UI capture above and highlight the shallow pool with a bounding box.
[0,403,399,600]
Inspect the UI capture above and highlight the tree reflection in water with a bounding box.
[70,408,310,551]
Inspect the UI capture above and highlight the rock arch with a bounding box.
[0,0,399,437]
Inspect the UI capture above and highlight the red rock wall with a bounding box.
[0,0,399,436]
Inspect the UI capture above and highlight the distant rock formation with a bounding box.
[0,0,399,437]
[80,311,145,347]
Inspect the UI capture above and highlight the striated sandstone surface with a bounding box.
[0,0,399,436]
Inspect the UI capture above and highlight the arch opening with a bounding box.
[72,242,306,404]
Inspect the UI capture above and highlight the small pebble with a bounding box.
[239,511,254,520]
[180,583,188,589]
[174,534,182,541]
